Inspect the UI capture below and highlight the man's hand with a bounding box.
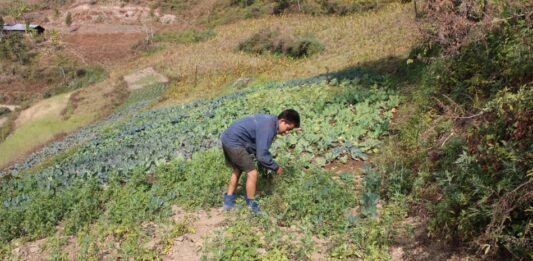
[276,166,283,175]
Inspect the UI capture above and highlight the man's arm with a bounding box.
[255,123,279,171]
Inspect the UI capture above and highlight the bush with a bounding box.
[426,21,533,109]
[65,12,72,26]
[0,33,34,65]
[376,15,533,258]
[0,107,10,117]
[238,28,324,58]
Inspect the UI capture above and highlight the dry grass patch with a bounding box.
[119,3,419,106]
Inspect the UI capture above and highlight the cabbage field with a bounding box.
[0,76,405,259]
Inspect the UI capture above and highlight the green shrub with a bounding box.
[238,28,324,58]
[65,12,72,26]
[263,164,357,235]
[426,21,533,109]
[47,64,107,96]
[376,16,533,258]
[0,33,34,65]
[0,107,10,117]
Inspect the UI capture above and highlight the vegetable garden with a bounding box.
[0,74,404,259]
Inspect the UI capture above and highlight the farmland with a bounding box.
[1,0,531,259]
[1,72,403,258]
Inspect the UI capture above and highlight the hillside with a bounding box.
[0,0,532,260]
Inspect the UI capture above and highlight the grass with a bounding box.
[0,96,95,168]
[135,74,163,87]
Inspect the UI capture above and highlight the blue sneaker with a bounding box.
[245,197,260,214]
[223,193,236,211]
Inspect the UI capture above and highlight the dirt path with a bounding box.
[14,93,71,128]
[163,206,226,261]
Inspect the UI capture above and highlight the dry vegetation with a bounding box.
[119,3,419,105]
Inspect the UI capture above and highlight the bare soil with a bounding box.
[162,206,226,261]
[62,31,145,67]
[390,215,479,261]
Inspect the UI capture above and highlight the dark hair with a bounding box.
[278,109,300,128]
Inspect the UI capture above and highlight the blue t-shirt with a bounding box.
[221,114,279,170]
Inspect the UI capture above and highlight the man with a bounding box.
[221,109,300,213]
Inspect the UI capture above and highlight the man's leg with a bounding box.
[245,169,258,199]
[245,169,260,213]
[224,168,240,211]
[227,168,241,195]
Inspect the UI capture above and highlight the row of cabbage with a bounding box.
[0,78,398,243]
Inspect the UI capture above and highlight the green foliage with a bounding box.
[0,33,34,65]
[156,149,229,209]
[328,195,407,259]
[359,165,381,217]
[0,116,15,143]
[62,179,104,235]
[425,20,533,109]
[425,85,532,253]
[1,0,31,18]
[263,164,357,235]
[0,76,400,259]
[238,28,324,58]
[205,209,315,260]
[47,64,107,96]
[43,236,69,260]
[375,15,533,258]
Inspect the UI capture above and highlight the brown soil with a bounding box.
[0,81,48,105]
[324,157,369,174]
[62,32,145,68]
[390,215,479,261]
[10,238,49,261]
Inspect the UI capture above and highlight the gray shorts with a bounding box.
[222,144,256,173]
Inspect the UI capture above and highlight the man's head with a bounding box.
[277,109,300,135]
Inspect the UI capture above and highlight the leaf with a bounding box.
[350,147,368,161]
